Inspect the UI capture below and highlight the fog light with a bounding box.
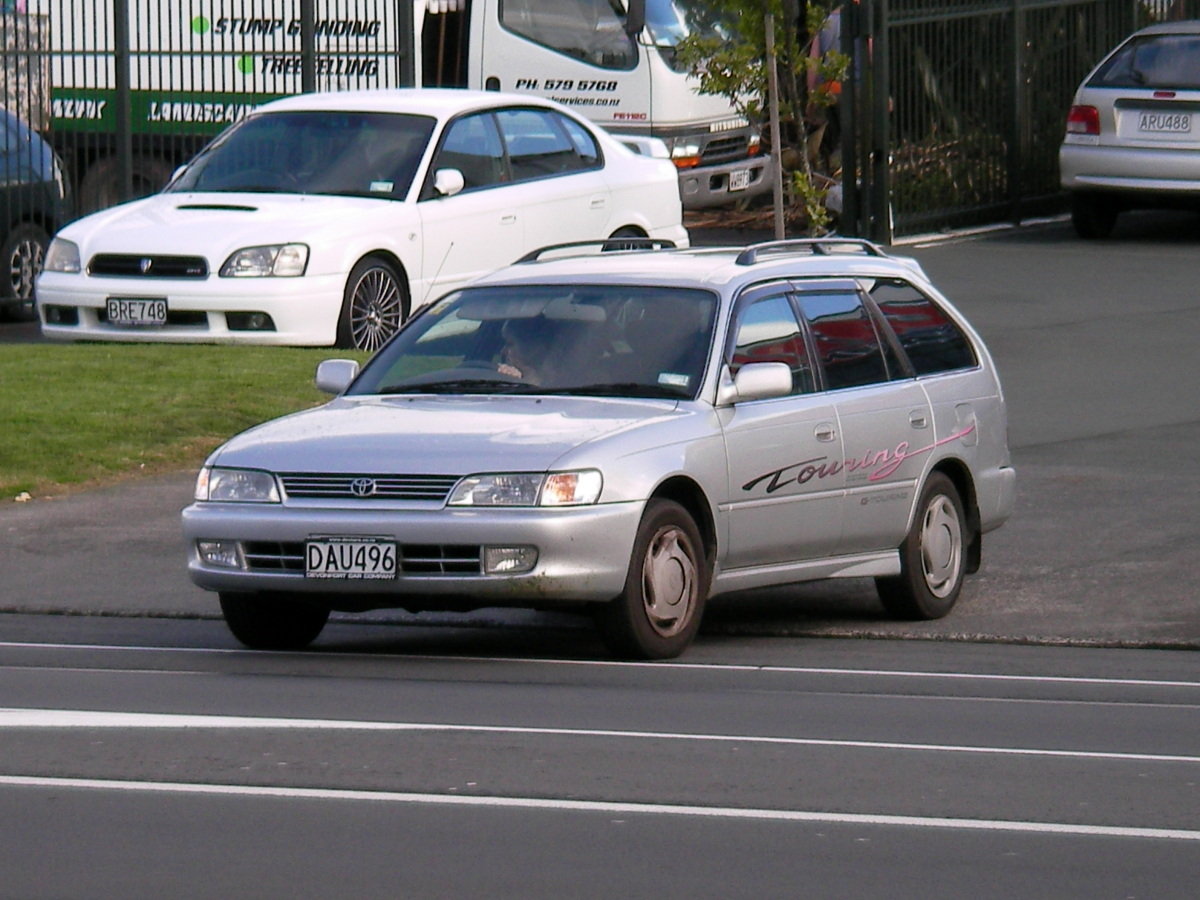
[198,540,242,569]
[484,546,538,574]
[227,311,276,332]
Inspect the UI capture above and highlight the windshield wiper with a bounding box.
[377,379,525,395]
[524,382,686,399]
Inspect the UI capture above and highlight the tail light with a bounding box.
[1066,105,1101,136]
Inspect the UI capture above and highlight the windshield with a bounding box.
[644,0,730,47]
[170,111,436,199]
[350,284,719,401]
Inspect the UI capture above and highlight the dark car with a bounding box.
[0,107,70,321]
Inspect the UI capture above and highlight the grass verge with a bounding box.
[1,344,368,499]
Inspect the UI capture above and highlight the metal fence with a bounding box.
[841,0,1197,238]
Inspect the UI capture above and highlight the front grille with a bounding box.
[241,541,482,576]
[280,473,460,503]
[701,134,751,165]
[89,254,209,278]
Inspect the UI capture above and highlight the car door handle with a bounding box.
[815,423,837,442]
[501,214,517,225]
[589,195,607,209]
[909,410,929,429]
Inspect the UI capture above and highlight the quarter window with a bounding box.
[871,280,977,375]
[730,294,814,395]
[499,0,638,71]
[796,291,889,390]
[496,108,598,181]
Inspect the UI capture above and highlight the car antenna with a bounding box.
[421,241,456,308]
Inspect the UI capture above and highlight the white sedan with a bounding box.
[37,88,688,350]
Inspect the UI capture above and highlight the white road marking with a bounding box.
[1,641,1197,689]
[0,774,1195,842]
[2,707,1197,765]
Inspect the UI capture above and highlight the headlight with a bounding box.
[448,470,602,507]
[43,238,81,273]
[219,244,309,277]
[195,466,280,502]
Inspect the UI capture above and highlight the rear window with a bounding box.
[1089,34,1200,89]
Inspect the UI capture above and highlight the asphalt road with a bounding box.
[2,618,1198,899]
[3,210,1198,648]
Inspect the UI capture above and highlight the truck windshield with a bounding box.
[170,111,436,199]
[644,0,729,48]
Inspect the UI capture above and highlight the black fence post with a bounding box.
[300,0,316,93]
[113,0,132,203]
[839,0,861,236]
[870,0,892,243]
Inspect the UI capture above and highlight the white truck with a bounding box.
[11,0,772,212]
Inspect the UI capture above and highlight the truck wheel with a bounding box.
[219,592,329,650]
[0,223,48,321]
[875,473,967,620]
[336,255,409,351]
[596,499,709,660]
[78,155,176,214]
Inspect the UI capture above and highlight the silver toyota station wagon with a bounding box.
[183,239,1015,659]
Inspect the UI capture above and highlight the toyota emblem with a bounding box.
[350,477,377,498]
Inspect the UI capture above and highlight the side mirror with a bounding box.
[315,358,360,395]
[716,362,793,406]
[433,168,465,197]
[624,0,645,36]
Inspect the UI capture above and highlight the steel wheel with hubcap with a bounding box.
[876,472,968,620]
[596,499,709,659]
[337,255,409,351]
[219,592,330,650]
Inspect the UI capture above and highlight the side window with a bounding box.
[557,114,601,167]
[730,294,815,396]
[796,291,889,390]
[496,108,591,181]
[499,0,638,71]
[871,280,977,376]
[433,113,506,191]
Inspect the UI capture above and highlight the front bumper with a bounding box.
[182,499,644,609]
[678,154,775,210]
[36,270,345,345]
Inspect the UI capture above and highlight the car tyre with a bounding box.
[1071,193,1118,240]
[875,473,968,620]
[336,255,409,352]
[0,223,48,321]
[602,226,647,252]
[596,499,709,660]
[78,154,176,214]
[219,592,330,650]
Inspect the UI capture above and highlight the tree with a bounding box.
[674,0,847,234]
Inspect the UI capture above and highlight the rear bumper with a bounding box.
[1060,142,1200,195]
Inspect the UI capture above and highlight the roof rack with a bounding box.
[735,238,887,266]
[517,238,677,264]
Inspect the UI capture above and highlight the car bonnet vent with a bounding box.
[176,204,258,212]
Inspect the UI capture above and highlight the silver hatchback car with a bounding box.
[183,239,1015,659]
[1060,21,1200,238]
